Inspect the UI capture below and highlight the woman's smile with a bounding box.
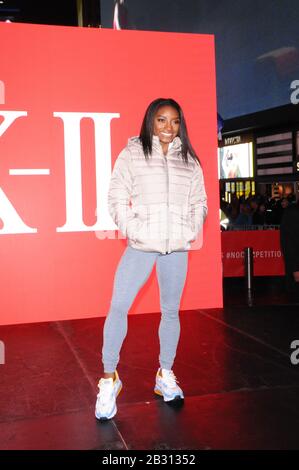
[153,105,180,154]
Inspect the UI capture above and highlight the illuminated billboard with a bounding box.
[218,142,254,179]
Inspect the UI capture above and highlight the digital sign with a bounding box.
[218,142,254,179]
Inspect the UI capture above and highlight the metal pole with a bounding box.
[78,0,101,27]
[244,247,253,306]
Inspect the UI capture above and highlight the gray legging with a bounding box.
[102,246,188,373]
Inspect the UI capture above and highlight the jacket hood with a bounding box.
[127,136,142,151]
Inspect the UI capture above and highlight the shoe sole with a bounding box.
[95,382,122,421]
[154,386,184,402]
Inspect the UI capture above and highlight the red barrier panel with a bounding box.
[0,23,222,325]
[222,230,285,277]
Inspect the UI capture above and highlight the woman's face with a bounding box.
[153,106,180,151]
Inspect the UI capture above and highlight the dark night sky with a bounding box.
[101,0,299,119]
[2,0,299,118]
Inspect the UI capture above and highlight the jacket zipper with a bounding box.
[165,154,170,254]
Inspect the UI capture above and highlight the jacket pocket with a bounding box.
[169,204,193,241]
[182,225,197,243]
[127,217,144,242]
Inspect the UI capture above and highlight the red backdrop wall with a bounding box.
[0,22,222,325]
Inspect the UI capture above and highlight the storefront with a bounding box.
[219,103,299,276]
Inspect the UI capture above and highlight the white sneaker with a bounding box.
[95,370,122,420]
[154,368,184,402]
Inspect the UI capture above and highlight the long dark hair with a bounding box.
[139,98,200,165]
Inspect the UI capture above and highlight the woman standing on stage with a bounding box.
[95,97,207,420]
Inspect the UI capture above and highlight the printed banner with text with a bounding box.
[0,23,221,325]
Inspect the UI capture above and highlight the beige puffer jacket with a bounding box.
[108,135,207,254]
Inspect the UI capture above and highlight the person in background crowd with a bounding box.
[252,202,267,226]
[233,201,252,226]
[227,193,240,224]
[270,197,288,224]
[287,193,296,204]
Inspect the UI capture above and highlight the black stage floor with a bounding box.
[0,276,299,450]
